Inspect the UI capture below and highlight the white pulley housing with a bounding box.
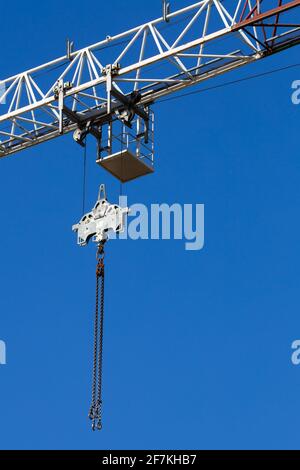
[73,184,129,246]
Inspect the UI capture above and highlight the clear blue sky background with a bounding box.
[0,0,300,450]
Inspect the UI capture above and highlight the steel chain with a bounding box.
[89,242,105,431]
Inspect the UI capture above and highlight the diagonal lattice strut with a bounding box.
[0,0,299,157]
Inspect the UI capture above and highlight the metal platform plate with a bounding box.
[97,150,154,183]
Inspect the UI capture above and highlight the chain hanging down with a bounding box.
[89,241,106,431]
[73,184,129,430]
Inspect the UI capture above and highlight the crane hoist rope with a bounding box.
[73,184,129,430]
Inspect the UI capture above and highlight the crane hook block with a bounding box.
[72,184,129,246]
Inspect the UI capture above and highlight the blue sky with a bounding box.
[1,0,300,450]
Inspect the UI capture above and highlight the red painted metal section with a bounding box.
[272,0,283,41]
[232,0,300,31]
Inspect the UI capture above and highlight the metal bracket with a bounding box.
[102,64,121,115]
[54,59,150,150]
[98,183,107,201]
[102,64,121,77]
[62,81,149,148]
[67,39,75,61]
[53,79,73,134]
[110,88,147,124]
[162,0,171,22]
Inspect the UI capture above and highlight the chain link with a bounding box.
[89,241,106,431]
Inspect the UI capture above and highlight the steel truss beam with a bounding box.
[0,0,299,157]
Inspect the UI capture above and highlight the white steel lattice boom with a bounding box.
[0,0,299,157]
